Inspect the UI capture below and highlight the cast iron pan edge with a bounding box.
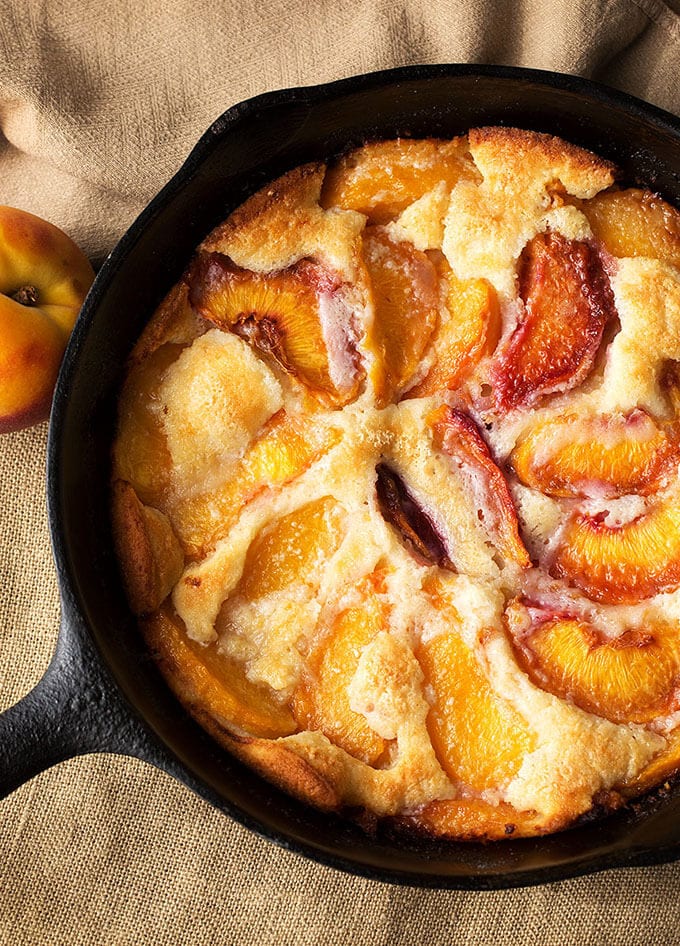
[2,65,680,889]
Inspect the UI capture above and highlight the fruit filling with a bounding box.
[551,497,680,604]
[291,570,390,764]
[409,266,500,397]
[493,231,615,409]
[430,406,530,567]
[187,252,364,405]
[580,188,680,268]
[508,601,680,724]
[113,128,680,844]
[361,226,439,403]
[145,605,297,739]
[171,409,340,556]
[321,137,478,223]
[417,625,537,791]
[511,410,678,499]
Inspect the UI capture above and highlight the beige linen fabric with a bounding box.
[2,1,680,942]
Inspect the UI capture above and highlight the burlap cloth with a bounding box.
[2,1,680,942]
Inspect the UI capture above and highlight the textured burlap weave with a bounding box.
[2,1,680,942]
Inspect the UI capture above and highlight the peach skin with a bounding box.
[0,206,94,433]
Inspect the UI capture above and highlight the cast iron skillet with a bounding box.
[2,64,680,890]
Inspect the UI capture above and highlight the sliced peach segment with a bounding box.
[417,629,536,791]
[512,609,680,724]
[361,226,439,402]
[551,499,680,604]
[406,798,543,840]
[511,410,678,499]
[113,343,180,507]
[493,231,615,409]
[291,571,389,764]
[238,496,346,602]
[430,406,530,567]
[321,137,477,223]
[187,252,362,406]
[581,188,680,268]
[173,410,340,556]
[143,605,296,739]
[410,267,500,397]
[375,463,453,569]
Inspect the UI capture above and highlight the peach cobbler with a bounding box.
[111,127,680,840]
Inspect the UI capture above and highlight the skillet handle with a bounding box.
[0,600,159,799]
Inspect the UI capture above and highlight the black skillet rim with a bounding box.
[46,63,680,890]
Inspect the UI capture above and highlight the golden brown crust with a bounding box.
[469,126,617,187]
[111,480,184,615]
[200,161,364,279]
[131,281,205,363]
[202,163,325,254]
[225,734,340,811]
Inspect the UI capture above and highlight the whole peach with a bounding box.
[0,206,95,433]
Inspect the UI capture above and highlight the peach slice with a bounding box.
[493,231,615,410]
[511,409,678,499]
[291,570,389,764]
[405,798,543,841]
[581,188,680,268]
[417,627,536,791]
[410,267,500,397]
[187,252,363,406]
[321,137,477,224]
[113,342,180,508]
[238,496,346,602]
[510,607,680,724]
[551,498,680,604]
[430,406,530,567]
[143,605,296,739]
[361,226,439,402]
[172,409,340,557]
[375,463,453,569]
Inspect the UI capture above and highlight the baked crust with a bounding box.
[112,127,680,841]
[111,480,184,615]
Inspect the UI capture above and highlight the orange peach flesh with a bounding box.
[410,268,500,397]
[235,496,346,602]
[417,626,536,791]
[361,226,438,404]
[580,188,680,268]
[320,137,478,223]
[493,231,614,410]
[172,410,340,558]
[512,612,680,724]
[511,410,678,499]
[291,571,389,764]
[187,253,362,407]
[430,405,530,567]
[551,500,680,604]
[143,605,296,739]
[404,798,544,841]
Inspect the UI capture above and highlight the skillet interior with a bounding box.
[48,64,680,888]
